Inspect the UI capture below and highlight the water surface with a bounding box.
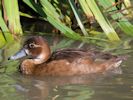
[0,37,133,100]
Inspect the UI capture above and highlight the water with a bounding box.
[0,64,133,100]
[0,37,133,100]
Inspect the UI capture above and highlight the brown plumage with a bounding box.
[9,36,125,76]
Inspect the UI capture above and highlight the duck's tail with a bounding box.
[105,55,127,70]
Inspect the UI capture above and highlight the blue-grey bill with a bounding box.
[9,48,27,60]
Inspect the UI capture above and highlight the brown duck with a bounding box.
[9,36,124,76]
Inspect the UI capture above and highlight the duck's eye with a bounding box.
[29,43,35,48]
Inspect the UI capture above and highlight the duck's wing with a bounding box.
[49,48,95,62]
[48,48,125,63]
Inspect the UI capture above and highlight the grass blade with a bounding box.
[2,0,22,35]
[23,0,82,40]
[0,1,13,48]
[86,0,120,41]
[68,0,88,36]
[100,0,133,36]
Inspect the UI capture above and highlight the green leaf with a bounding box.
[99,0,133,36]
[85,0,120,41]
[0,1,14,48]
[23,0,82,40]
[68,0,88,36]
[3,0,22,34]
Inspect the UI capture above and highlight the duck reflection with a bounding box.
[13,68,122,100]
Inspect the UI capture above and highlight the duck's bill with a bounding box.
[8,48,28,60]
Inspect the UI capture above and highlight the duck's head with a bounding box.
[9,36,51,64]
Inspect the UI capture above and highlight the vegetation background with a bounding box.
[0,0,133,52]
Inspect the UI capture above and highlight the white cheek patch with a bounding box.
[36,53,44,60]
[33,53,45,64]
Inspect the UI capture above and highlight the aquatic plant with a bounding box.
[0,0,22,48]
[0,0,133,48]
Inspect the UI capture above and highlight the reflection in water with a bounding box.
[0,74,25,100]
[52,85,94,100]
[7,71,121,100]
[0,55,133,100]
[13,74,98,100]
[0,56,133,100]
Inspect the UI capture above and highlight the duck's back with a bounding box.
[49,48,95,62]
[49,48,119,62]
[34,48,123,76]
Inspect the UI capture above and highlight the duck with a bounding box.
[8,36,124,76]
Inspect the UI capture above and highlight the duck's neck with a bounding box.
[33,54,48,64]
[33,46,51,65]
